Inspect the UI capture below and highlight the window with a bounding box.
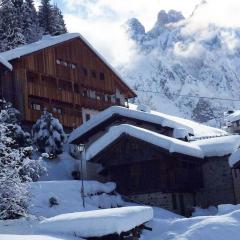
[31,103,41,111]
[69,63,76,69]
[27,71,38,83]
[56,59,61,65]
[82,88,88,97]
[96,93,101,101]
[116,98,121,105]
[74,83,80,93]
[58,80,72,91]
[86,113,91,121]
[53,107,62,114]
[91,70,96,78]
[172,194,177,210]
[100,72,105,80]
[82,67,88,76]
[61,61,68,67]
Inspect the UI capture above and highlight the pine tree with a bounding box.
[38,0,67,36]
[0,108,45,219]
[51,4,67,36]
[23,0,42,43]
[32,111,65,157]
[0,0,26,51]
[38,0,53,35]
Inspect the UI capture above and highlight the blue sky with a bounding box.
[40,0,240,66]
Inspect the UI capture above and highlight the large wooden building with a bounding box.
[0,33,136,129]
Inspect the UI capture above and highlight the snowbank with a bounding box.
[39,206,153,238]
[29,180,122,218]
[39,152,77,181]
[85,124,204,161]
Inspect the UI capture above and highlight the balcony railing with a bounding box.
[27,82,125,111]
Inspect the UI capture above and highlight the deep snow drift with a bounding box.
[39,206,153,238]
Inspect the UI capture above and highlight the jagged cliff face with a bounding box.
[121,3,240,124]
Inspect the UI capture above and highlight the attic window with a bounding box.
[100,72,105,80]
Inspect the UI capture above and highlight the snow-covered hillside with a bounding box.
[121,1,240,124]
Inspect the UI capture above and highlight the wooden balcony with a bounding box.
[27,82,74,104]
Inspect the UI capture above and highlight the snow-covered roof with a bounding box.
[0,56,12,70]
[225,110,240,123]
[69,105,227,144]
[85,124,204,161]
[192,135,240,158]
[229,149,240,167]
[39,206,153,238]
[0,33,134,95]
[85,124,240,162]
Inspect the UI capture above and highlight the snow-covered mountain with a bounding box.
[121,1,240,125]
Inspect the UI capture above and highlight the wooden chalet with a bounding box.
[85,124,204,216]
[0,33,136,129]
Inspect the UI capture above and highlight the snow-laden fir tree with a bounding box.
[23,0,42,43]
[38,0,67,36]
[0,0,25,51]
[51,4,67,36]
[32,111,65,157]
[0,108,45,220]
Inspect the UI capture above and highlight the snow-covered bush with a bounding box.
[32,111,65,157]
[0,106,46,219]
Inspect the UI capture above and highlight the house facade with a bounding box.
[69,106,238,216]
[0,33,136,129]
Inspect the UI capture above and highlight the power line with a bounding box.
[135,89,240,102]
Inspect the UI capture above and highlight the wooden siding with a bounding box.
[0,38,134,128]
[91,135,203,195]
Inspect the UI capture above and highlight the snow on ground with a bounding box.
[142,204,240,240]
[2,204,240,240]
[39,206,153,238]
[39,152,77,181]
[29,180,122,218]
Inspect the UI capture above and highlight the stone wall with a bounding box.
[128,192,195,216]
[196,156,235,207]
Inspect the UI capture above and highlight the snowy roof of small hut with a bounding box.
[192,135,240,158]
[225,110,240,123]
[69,105,227,144]
[0,33,134,95]
[85,124,204,161]
[85,124,240,162]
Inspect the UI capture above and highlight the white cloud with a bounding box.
[61,0,240,66]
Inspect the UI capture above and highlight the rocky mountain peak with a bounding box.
[125,18,145,41]
[156,10,185,27]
